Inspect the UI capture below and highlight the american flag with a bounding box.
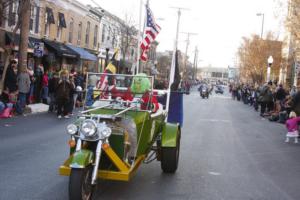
[140,4,161,61]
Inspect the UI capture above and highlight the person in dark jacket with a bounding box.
[259,83,272,116]
[4,59,18,93]
[275,84,286,102]
[292,91,300,116]
[48,72,59,112]
[34,64,44,103]
[67,76,76,115]
[56,71,73,118]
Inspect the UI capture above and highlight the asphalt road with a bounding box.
[1,89,300,200]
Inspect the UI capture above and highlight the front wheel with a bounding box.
[161,132,180,173]
[69,166,94,200]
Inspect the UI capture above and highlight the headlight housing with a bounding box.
[98,123,112,139]
[100,127,112,139]
[80,119,97,137]
[67,124,78,135]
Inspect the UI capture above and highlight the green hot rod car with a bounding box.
[59,73,181,200]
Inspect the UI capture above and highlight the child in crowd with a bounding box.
[285,111,300,143]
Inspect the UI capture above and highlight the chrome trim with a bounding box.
[80,104,111,114]
[70,163,85,168]
[76,139,82,152]
[113,106,135,118]
[91,140,103,185]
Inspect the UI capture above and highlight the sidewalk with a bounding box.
[27,103,49,114]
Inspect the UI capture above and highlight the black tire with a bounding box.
[69,166,94,200]
[161,131,180,173]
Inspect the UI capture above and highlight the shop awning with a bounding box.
[66,44,97,61]
[43,39,79,58]
[5,32,42,49]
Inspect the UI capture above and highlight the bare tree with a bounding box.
[119,14,138,72]
[238,33,283,84]
[286,0,300,41]
[0,0,21,94]
[18,0,31,71]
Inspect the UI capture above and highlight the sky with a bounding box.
[80,0,286,68]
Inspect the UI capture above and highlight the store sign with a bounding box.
[34,42,44,57]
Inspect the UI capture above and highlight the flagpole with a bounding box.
[165,8,181,121]
[135,0,142,74]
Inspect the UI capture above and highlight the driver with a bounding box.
[128,73,159,112]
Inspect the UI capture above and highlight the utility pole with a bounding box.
[181,32,197,81]
[193,46,198,80]
[19,0,31,71]
[170,7,189,49]
[256,13,264,39]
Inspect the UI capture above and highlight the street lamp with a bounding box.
[256,13,264,39]
[267,56,273,82]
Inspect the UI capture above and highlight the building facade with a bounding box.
[0,0,101,73]
[198,67,229,84]
[281,0,300,88]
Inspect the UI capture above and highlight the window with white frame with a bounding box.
[44,9,50,37]
[77,22,82,45]
[8,1,18,27]
[29,6,35,33]
[57,16,62,40]
[85,21,90,46]
[101,24,106,43]
[68,18,74,43]
[93,25,98,48]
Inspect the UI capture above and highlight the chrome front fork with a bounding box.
[91,140,103,185]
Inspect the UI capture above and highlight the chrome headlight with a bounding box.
[80,119,97,137]
[100,127,112,139]
[98,123,112,139]
[67,124,78,135]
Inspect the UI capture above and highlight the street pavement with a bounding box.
[1,88,300,200]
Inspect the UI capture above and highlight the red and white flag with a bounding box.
[140,4,161,61]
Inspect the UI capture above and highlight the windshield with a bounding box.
[84,72,156,111]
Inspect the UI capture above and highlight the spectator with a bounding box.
[42,71,49,104]
[17,67,31,114]
[27,66,35,104]
[292,90,300,116]
[290,86,297,98]
[56,70,73,118]
[275,84,286,102]
[68,76,76,115]
[4,59,18,93]
[34,64,44,102]
[48,72,59,112]
[259,83,272,116]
